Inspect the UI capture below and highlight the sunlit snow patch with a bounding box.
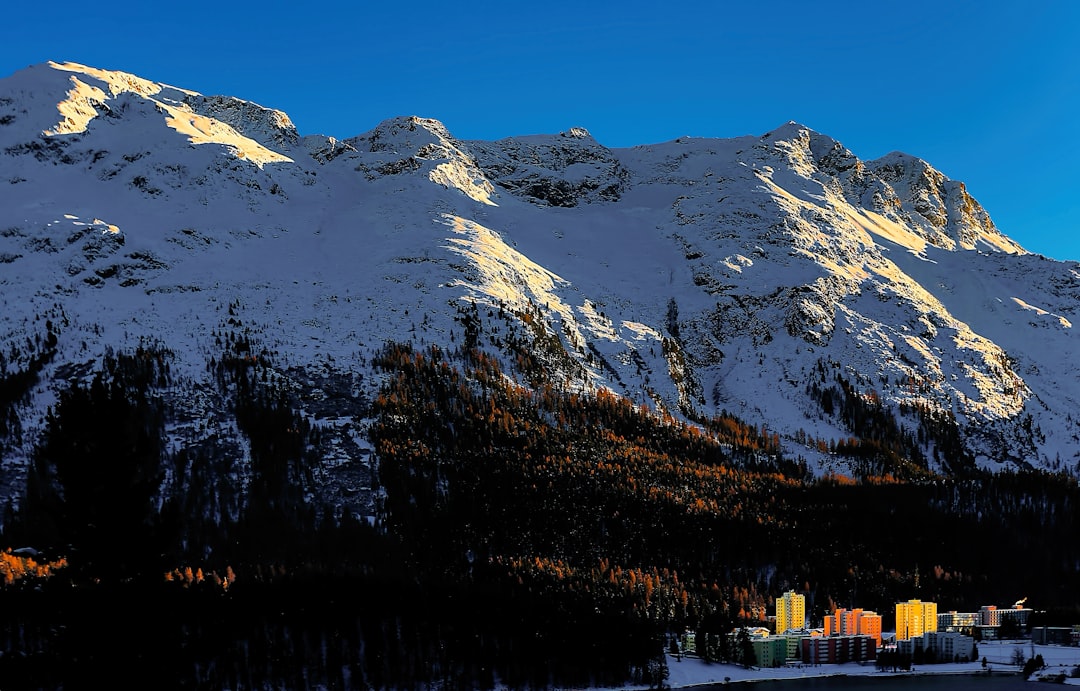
[54,214,121,235]
[43,62,292,166]
[619,321,661,342]
[722,255,754,273]
[43,74,109,136]
[441,214,573,323]
[439,214,674,401]
[1012,297,1072,328]
[160,105,292,165]
[429,163,497,206]
[92,218,121,235]
[579,300,618,341]
[578,302,659,344]
[442,214,601,358]
[845,208,930,256]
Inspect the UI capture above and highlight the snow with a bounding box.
[1011,297,1072,329]
[159,102,293,165]
[443,213,569,311]
[49,61,192,99]
[44,61,292,166]
[845,207,929,256]
[1,59,1080,499]
[43,73,109,136]
[430,161,498,205]
[664,655,971,687]
[661,642,1080,688]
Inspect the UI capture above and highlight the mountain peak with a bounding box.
[0,60,295,166]
[345,116,497,205]
[46,60,188,101]
[353,116,456,152]
[762,120,817,139]
[755,121,859,178]
[870,150,930,171]
[560,126,593,140]
[41,61,301,152]
[866,152,1024,253]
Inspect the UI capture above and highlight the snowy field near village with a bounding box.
[658,641,1080,687]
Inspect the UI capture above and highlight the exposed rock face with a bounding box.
[467,127,629,206]
[302,135,356,163]
[867,152,1023,253]
[182,94,301,152]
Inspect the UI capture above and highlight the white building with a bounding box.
[896,631,975,662]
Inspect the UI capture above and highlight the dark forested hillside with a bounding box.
[369,341,1080,616]
[4,336,1075,686]
[1,337,1079,688]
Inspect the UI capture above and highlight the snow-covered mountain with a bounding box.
[2,61,1079,513]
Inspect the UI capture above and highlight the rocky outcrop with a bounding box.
[183,94,301,153]
[346,116,497,204]
[468,127,629,206]
[868,152,1024,253]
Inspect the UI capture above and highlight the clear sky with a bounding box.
[3,1,1079,259]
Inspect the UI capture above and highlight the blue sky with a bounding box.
[3,1,1079,259]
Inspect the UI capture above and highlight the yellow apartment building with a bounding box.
[775,590,806,634]
[896,599,938,640]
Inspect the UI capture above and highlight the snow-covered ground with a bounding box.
[661,641,1080,688]
[666,656,982,687]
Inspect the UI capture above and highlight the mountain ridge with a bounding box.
[1,60,1079,518]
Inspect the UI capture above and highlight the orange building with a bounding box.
[824,608,883,646]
